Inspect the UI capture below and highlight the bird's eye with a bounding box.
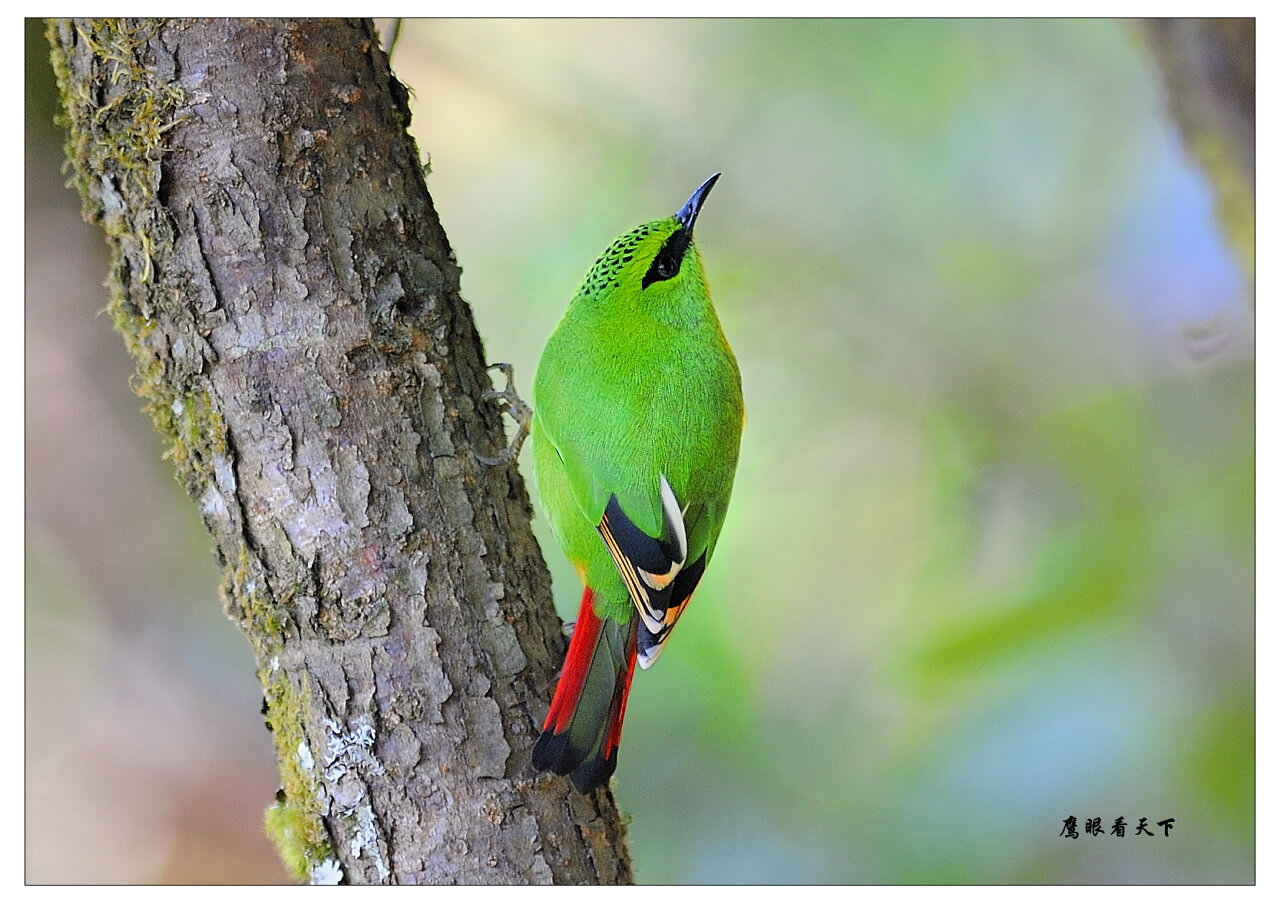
[641,230,692,289]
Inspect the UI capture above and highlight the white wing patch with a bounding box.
[597,473,696,655]
[636,475,688,593]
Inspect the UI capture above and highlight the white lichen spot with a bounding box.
[309,858,343,885]
[349,803,390,881]
[322,716,384,783]
[100,174,124,216]
[269,654,280,672]
[212,452,237,494]
[171,398,185,417]
[318,717,390,882]
[297,741,314,772]
[199,457,236,526]
[199,483,228,522]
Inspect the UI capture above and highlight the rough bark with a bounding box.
[48,17,633,885]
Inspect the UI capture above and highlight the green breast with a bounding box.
[532,293,742,611]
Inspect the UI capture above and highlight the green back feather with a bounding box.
[532,205,743,623]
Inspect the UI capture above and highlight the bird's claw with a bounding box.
[477,362,532,465]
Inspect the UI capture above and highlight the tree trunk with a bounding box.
[48,17,633,885]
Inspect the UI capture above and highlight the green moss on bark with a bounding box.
[261,668,334,883]
[46,18,223,498]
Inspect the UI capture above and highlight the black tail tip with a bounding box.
[569,753,618,794]
[532,730,617,794]
[531,730,577,775]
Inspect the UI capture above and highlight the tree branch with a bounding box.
[48,16,633,885]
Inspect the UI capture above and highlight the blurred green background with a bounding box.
[26,19,1253,884]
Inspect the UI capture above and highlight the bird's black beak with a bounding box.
[675,173,721,232]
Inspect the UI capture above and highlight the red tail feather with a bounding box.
[531,587,638,793]
[602,630,636,760]
[542,588,605,734]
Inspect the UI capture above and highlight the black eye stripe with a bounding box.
[641,228,692,290]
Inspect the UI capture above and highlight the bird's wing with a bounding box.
[596,474,709,669]
[538,402,711,669]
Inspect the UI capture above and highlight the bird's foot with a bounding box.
[476,362,532,465]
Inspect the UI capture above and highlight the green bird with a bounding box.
[528,174,744,793]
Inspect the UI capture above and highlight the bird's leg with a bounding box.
[476,362,532,465]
